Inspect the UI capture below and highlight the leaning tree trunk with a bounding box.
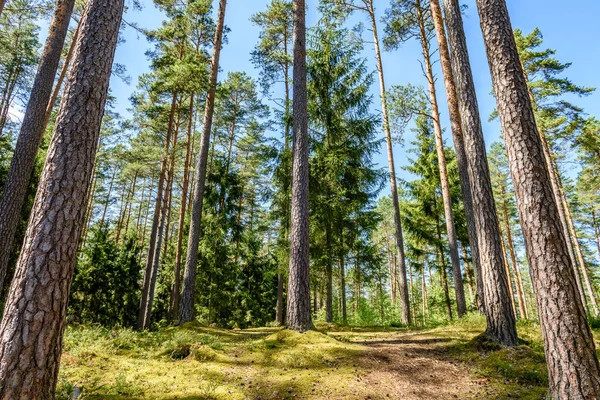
[367,1,410,325]
[476,0,600,396]
[416,2,465,318]
[442,0,518,341]
[179,0,227,324]
[286,0,312,332]
[0,0,75,293]
[0,0,123,396]
[430,0,487,318]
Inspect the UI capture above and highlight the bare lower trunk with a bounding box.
[476,0,600,396]
[286,0,312,332]
[179,0,227,324]
[367,2,410,325]
[0,0,123,396]
[0,0,75,291]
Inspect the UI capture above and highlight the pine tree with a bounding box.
[476,0,600,395]
[0,0,76,292]
[0,0,124,395]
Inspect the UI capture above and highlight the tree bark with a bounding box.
[416,2,465,317]
[286,0,312,332]
[179,0,227,324]
[476,0,600,396]
[366,0,410,325]
[443,0,520,340]
[0,0,75,292]
[0,0,123,396]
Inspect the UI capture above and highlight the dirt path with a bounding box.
[334,330,480,399]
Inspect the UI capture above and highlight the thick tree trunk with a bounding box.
[443,0,519,341]
[0,0,75,291]
[179,0,227,324]
[416,4,465,318]
[286,0,312,332]
[0,0,123,396]
[366,2,410,325]
[476,0,600,396]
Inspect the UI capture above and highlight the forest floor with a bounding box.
[57,314,566,399]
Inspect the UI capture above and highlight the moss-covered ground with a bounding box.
[57,314,600,399]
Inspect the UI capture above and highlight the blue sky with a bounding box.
[108,0,600,187]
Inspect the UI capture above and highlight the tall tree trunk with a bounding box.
[430,0,480,319]
[286,0,312,332]
[366,0,410,325]
[443,0,518,341]
[416,2,465,317]
[137,93,177,329]
[179,0,227,324]
[0,0,75,291]
[476,0,600,396]
[142,106,180,329]
[170,95,195,320]
[0,0,123,396]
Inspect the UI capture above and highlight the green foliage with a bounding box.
[70,228,142,327]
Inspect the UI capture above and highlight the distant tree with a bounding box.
[70,228,141,327]
[180,0,228,324]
